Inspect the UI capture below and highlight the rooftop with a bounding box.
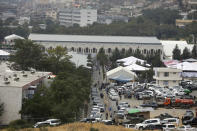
[153,67,182,72]
[0,62,51,88]
[28,34,161,45]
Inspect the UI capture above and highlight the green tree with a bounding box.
[10,39,45,70]
[45,46,71,74]
[97,48,108,66]
[20,86,52,119]
[172,44,181,60]
[110,48,121,62]
[192,44,197,59]
[181,47,191,60]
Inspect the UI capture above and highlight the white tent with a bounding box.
[116,56,145,66]
[182,58,197,62]
[107,66,137,82]
[160,40,194,59]
[0,50,10,56]
[124,63,149,71]
[4,34,24,41]
[170,62,197,71]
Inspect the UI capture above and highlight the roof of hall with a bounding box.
[28,34,161,44]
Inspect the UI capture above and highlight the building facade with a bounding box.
[0,65,52,125]
[153,68,182,87]
[28,34,163,57]
[58,8,97,27]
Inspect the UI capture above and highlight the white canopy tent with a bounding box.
[124,63,149,71]
[160,40,194,59]
[0,50,10,56]
[170,62,197,71]
[5,34,24,41]
[116,56,145,66]
[107,66,137,82]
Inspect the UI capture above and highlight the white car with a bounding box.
[163,118,179,126]
[109,93,119,101]
[34,119,61,128]
[177,125,196,131]
[135,118,161,130]
[125,124,135,129]
[162,124,176,131]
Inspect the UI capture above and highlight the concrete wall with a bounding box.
[0,86,22,125]
[37,41,163,57]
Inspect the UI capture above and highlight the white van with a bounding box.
[163,118,179,126]
[135,118,161,130]
[163,124,176,131]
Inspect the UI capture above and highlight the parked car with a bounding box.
[182,117,197,127]
[143,124,163,130]
[80,118,97,123]
[135,118,161,130]
[34,119,61,128]
[177,125,196,131]
[140,102,158,109]
[162,124,176,131]
[101,120,113,125]
[162,118,179,126]
[124,124,135,129]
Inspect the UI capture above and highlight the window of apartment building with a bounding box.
[173,72,176,74]
[173,80,176,83]
[163,81,168,85]
[164,72,169,77]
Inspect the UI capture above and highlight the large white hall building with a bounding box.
[28,34,163,57]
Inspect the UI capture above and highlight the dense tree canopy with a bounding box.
[10,39,44,70]
[181,47,191,59]
[192,45,197,59]
[173,44,181,60]
[15,40,92,123]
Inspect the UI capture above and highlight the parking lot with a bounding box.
[84,63,197,130]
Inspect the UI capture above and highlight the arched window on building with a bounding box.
[85,47,89,53]
[49,46,53,50]
[121,48,126,54]
[64,46,67,51]
[157,49,162,54]
[108,48,112,53]
[71,47,75,51]
[144,49,147,54]
[151,49,154,55]
[78,47,82,53]
[93,48,97,53]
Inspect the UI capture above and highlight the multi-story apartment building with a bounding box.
[153,68,182,87]
[58,8,97,27]
[0,62,52,125]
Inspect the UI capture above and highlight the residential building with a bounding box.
[28,34,163,57]
[153,68,182,87]
[4,34,24,45]
[18,17,30,25]
[0,62,52,125]
[0,12,16,21]
[0,50,10,61]
[58,8,97,27]
[46,10,57,20]
[97,15,129,25]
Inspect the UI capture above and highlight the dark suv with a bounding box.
[182,117,197,127]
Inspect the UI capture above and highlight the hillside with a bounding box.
[4,123,137,131]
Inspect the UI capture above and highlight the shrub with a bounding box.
[90,127,99,131]
[9,119,31,129]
